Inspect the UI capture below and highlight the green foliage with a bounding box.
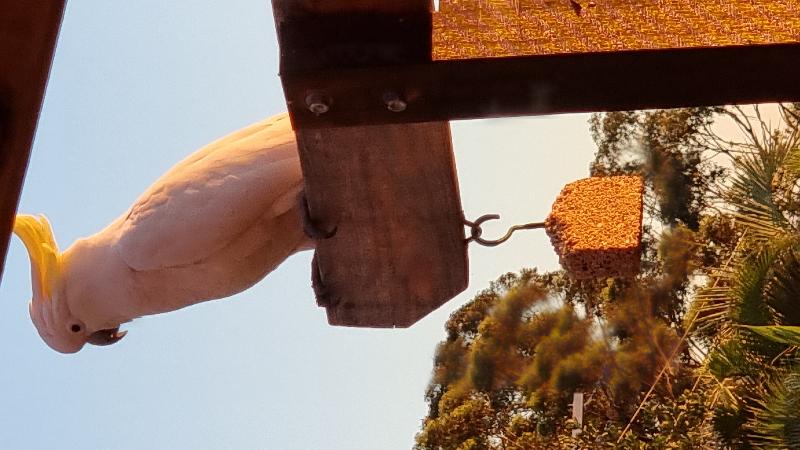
[749,370,800,449]
[417,104,800,449]
[742,326,800,347]
[416,393,494,450]
[686,104,800,448]
[416,269,690,449]
[590,108,724,230]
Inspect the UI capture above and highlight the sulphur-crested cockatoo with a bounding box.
[13,112,326,353]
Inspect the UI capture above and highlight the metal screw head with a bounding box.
[383,92,407,112]
[308,102,329,115]
[305,92,330,115]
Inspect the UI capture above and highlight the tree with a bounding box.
[416,104,800,449]
[688,104,800,448]
[590,107,725,230]
[415,268,708,449]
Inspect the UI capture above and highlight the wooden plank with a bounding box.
[272,0,432,73]
[434,0,800,60]
[0,1,66,283]
[273,0,430,15]
[274,0,800,128]
[282,42,800,128]
[274,0,467,327]
[296,122,468,327]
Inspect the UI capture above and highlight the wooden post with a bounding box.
[274,1,468,327]
[0,1,67,283]
[297,122,468,327]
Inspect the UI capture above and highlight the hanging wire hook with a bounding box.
[464,214,546,247]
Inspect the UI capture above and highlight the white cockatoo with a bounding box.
[13,112,327,353]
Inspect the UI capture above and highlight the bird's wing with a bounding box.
[112,113,304,271]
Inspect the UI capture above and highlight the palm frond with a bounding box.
[719,123,795,240]
[741,326,800,347]
[761,244,800,325]
[782,144,800,179]
[731,247,776,327]
[748,370,800,449]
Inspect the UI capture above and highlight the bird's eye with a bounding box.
[70,324,82,333]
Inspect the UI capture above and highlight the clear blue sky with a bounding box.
[0,2,596,449]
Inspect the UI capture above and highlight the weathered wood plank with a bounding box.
[296,122,468,327]
[0,1,66,283]
[274,0,800,128]
[273,0,430,16]
[272,0,432,73]
[434,0,800,60]
[281,42,800,128]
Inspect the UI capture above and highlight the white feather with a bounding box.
[27,112,315,351]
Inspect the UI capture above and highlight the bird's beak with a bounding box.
[87,327,127,346]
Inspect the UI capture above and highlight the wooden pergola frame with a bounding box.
[275,1,800,128]
[1,0,798,328]
[273,0,800,327]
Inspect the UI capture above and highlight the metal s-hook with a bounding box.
[464,214,546,247]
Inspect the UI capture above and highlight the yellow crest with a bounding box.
[13,214,61,299]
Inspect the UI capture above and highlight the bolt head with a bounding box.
[305,92,331,115]
[383,92,407,112]
[386,98,407,112]
[308,102,330,115]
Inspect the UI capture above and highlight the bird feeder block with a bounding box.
[546,176,644,280]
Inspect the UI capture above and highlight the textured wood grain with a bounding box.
[433,0,800,60]
[296,122,468,327]
[281,43,800,128]
[272,0,432,73]
[273,0,430,15]
[0,1,66,283]
[275,0,800,128]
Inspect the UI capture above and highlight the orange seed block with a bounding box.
[545,176,644,279]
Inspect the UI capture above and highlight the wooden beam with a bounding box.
[274,0,800,128]
[273,0,432,73]
[297,122,468,327]
[433,0,800,60]
[273,0,430,15]
[283,42,800,128]
[274,1,467,328]
[0,1,66,283]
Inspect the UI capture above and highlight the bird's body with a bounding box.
[14,112,313,353]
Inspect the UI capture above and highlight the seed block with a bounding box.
[545,176,644,279]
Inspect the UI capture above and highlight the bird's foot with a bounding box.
[298,190,337,240]
[312,252,338,308]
